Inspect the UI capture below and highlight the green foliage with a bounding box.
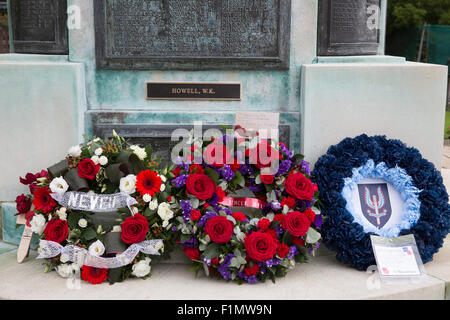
[387,0,450,34]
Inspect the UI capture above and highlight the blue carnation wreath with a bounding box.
[312,134,450,270]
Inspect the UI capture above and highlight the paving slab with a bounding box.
[0,245,445,300]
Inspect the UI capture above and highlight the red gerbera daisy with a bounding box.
[81,266,109,285]
[136,170,162,196]
[32,186,56,213]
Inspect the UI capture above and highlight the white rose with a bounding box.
[159,175,167,183]
[68,145,82,157]
[56,264,74,278]
[30,214,46,235]
[119,174,136,194]
[160,183,166,192]
[130,145,147,161]
[112,225,121,232]
[91,155,99,164]
[99,155,108,166]
[157,202,174,222]
[131,258,152,278]
[78,218,87,228]
[149,199,158,210]
[94,147,103,156]
[143,194,152,202]
[88,240,105,257]
[49,177,69,195]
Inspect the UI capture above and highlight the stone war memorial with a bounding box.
[0,0,449,301]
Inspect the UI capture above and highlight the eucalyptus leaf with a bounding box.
[306,228,321,244]
[204,243,221,258]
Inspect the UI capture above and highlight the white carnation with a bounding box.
[99,155,108,166]
[78,218,87,228]
[49,177,69,195]
[131,258,152,278]
[68,145,82,157]
[56,207,67,220]
[119,174,136,194]
[160,183,166,192]
[88,240,105,257]
[91,155,99,164]
[159,175,167,183]
[30,214,46,235]
[143,194,152,202]
[157,202,174,222]
[130,145,147,160]
[94,147,103,156]
[112,225,121,232]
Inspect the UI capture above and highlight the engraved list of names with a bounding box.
[95,0,291,70]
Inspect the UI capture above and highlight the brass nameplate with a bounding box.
[146,82,241,101]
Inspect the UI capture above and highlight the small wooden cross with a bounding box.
[16,214,33,263]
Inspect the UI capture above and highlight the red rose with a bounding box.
[232,212,247,222]
[120,213,149,244]
[184,247,200,260]
[189,164,204,174]
[77,158,100,180]
[211,257,220,265]
[284,172,315,201]
[19,173,37,185]
[216,186,226,202]
[244,231,277,262]
[205,216,234,244]
[33,187,56,213]
[246,140,281,169]
[15,194,32,214]
[44,218,69,243]
[265,228,278,240]
[185,173,216,200]
[282,211,311,237]
[190,209,201,222]
[277,242,290,258]
[257,218,271,231]
[261,174,274,184]
[280,196,296,209]
[203,142,233,167]
[244,264,260,276]
[273,214,285,224]
[81,266,108,285]
[292,238,305,247]
[303,208,316,222]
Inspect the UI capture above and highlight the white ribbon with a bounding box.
[37,239,163,269]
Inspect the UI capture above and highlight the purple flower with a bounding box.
[180,237,198,248]
[287,246,300,259]
[300,160,311,175]
[263,258,282,268]
[270,201,281,211]
[239,164,254,176]
[172,174,188,188]
[248,178,263,193]
[180,199,193,223]
[280,144,293,159]
[314,215,323,228]
[238,271,259,284]
[198,211,218,227]
[221,165,235,181]
[218,254,235,280]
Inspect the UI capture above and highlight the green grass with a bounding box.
[445,111,450,140]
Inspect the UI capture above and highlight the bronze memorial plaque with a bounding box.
[94,0,291,70]
[146,82,241,100]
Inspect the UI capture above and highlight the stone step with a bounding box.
[0,239,448,300]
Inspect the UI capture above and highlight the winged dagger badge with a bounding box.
[363,186,389,228]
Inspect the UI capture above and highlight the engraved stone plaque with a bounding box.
[9,0,68,54]
[94,0,291,70]
[318,0,382,56]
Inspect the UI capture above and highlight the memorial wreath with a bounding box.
[15,131,178,284]
[169,128,322,284]
[312,134,450,270]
